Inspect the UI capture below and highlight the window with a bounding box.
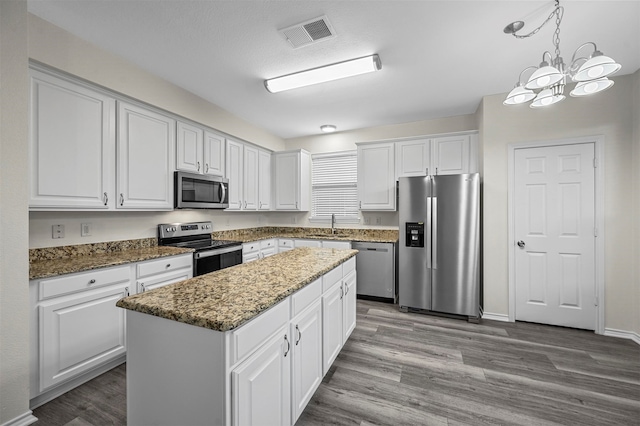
[311,151,359,222]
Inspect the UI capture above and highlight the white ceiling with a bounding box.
[27,1,640,140]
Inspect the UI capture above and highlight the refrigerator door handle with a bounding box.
[426,196,432,269]
[432,197,438,270]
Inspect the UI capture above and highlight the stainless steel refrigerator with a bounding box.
[398,174,480,319]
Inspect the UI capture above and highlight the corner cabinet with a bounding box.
[273,150,310,211]
[29,68,115,210]
[357,142,396,211]
[117,102,175,210]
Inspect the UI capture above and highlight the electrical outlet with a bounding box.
[376,216,382,225]
[52,224,65,239]
[81,223,92,237]
[364,217,371,225]
[292,216,297,224]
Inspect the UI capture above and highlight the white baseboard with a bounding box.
[1,411,37,426]
[603,328,640,345]
[482,312,510,322]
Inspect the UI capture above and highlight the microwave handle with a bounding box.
[220,182,226,203]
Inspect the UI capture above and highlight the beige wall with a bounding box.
[285,114,477,154]
[0,1,31,424]
[28,14,285,153]
[480,74,637,332]
[633,70,640,337]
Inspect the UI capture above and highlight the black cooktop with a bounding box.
[167,239,242,251]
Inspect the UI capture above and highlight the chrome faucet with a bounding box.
[331,213,336,234]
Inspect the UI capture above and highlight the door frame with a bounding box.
[507,135,605,334]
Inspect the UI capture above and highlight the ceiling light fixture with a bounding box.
[320,125,337,133]
[265,54,382,93]
[503,0,621,107]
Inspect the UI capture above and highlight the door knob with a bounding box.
[517,240,525,248]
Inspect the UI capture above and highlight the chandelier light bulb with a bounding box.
[503,85,535,105]
[573,54,621,82]
[570,77,614,97]
[530,88,565,108]
[525,64,563,90]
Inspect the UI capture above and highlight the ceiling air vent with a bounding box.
[279,16,336,49]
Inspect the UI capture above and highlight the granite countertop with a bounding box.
[29,246,194,280]
[212,227,399,244]
[116,247,358,332]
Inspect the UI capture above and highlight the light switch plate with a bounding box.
[81,223,92,237]
[52,224,65,239]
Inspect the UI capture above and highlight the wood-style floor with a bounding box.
[33,299,640,425]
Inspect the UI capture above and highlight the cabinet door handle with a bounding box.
[103,192,108,206]
[140,283,146,292]
[344,282,349,295]
[295,325,302,345]
[359,201,362,209]
[197,161,200,171]
[340,283,344,300]
[120,193,124,206]
[125,287,130,297]
[205,163,209,173]
[295,201,298,209]
[88,279,96,284]
[435,167,438,175]
[284,334,290,357]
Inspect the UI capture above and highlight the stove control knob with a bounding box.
[165,227,172,232]
[172,227,177,232]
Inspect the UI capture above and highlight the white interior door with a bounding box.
[514,143,596,330]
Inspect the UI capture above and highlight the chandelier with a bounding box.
[503,0,621,108]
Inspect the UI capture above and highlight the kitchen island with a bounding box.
[117,247,358,426]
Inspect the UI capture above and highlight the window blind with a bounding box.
[311,151,358,222]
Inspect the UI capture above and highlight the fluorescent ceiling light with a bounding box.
[265,54,381,93]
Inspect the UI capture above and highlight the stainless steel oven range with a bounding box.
[158,221,242,276]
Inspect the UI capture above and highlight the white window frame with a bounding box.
[310,150,359,223]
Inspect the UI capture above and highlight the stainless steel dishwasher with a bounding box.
[353,242,396,301]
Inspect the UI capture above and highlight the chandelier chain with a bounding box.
[553,6,563,59]
[511,0,561,40]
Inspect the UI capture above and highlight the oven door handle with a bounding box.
[194,246,242,259]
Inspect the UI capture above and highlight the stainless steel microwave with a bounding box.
[174,171,229,209]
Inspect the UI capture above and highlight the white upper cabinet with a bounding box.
[117,101,175,210]
[395,139,430,178]
[176,121,204,174]
[243,145,259,210]
[273,150,310,211]
[29,69,115,210]
[226,139,271,211]
[203,131,225,176]
[258,149,272,210]
[226,139,244,210]
[357,142,396,211]
[431,134,471,175]
[395,133,478,178]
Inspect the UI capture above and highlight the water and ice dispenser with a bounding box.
[405,222,424,248]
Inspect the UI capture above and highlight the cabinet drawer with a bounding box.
[260,239,276,250]
[230,298,289,365]
[243,242,260,254]
[136,254,192,278]
[291,278,322,317]
[322,265,343,293]
[278,239,294,249]
[38,266,131,300]
[343,257,356,276]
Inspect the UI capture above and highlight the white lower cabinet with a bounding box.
[291,299,323,423]
[295,239,322,248]
[243,239,277,262]
[278,239,294,252]
[322,279,344,374]
[39,283,129,391]
[30,254,192,408]
[232,326,291,426]
[322,240,351,249]
[343,270,357,341]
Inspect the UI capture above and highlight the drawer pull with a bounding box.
[166,263,171,268]
[88,279,96,284]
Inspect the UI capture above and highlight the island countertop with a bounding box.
[116,247,358,332]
